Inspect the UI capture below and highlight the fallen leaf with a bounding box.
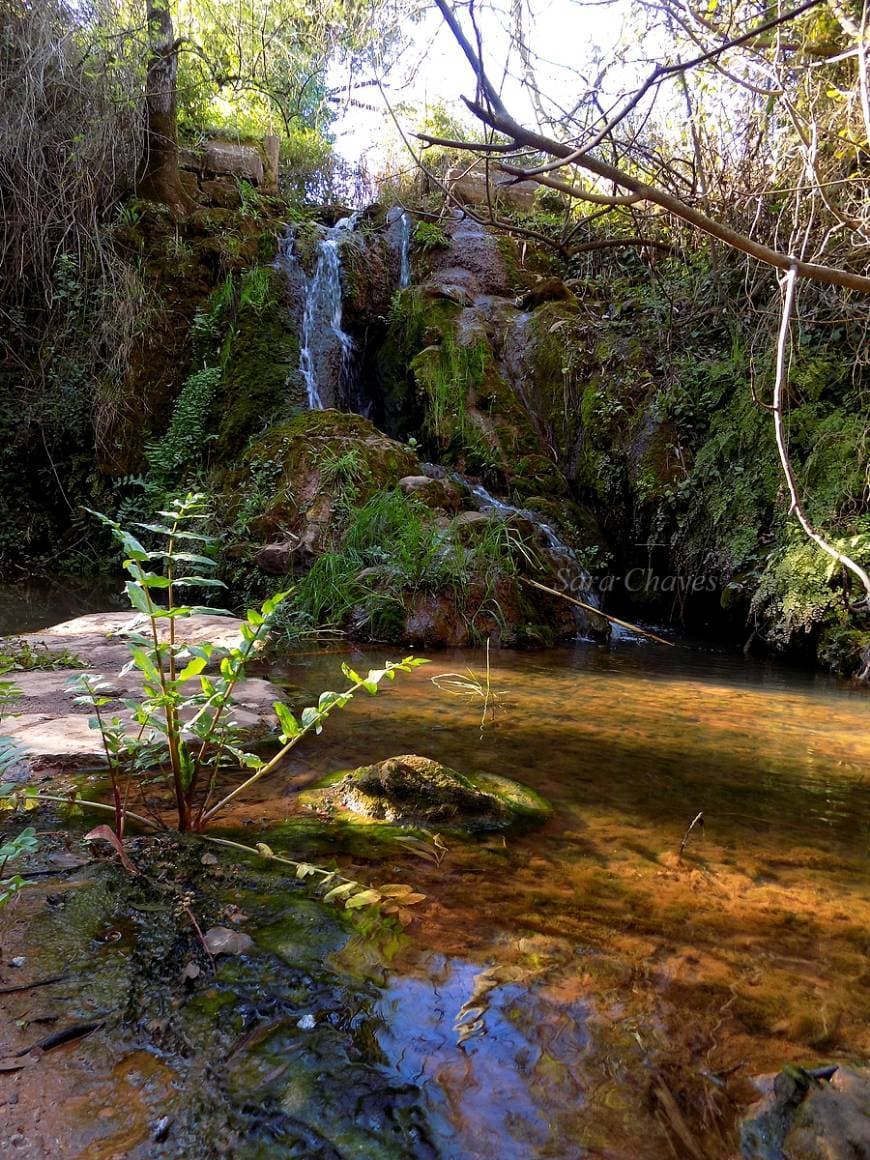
[84,826,137,874]
[202,926,254,956]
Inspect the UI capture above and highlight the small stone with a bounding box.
[181,962,201,982]
[153,1116,172,1143]
[202,926,254,957]
[199,852,218,866]
[9,956,26,969]
[297,1013,316,1030]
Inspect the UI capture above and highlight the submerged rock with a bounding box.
[740,1064,870,1159]
[306,754,550,833]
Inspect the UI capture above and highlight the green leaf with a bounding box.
[118,531,149,562]
[173,576,226,588]
[301,706,322,732]
[177,656,208,682]
[137,572,172,589]
[274,702,300,740]
[129,646,161,684]
[164,552,218,568]
[124,581,151,615]
[262,590,293,617]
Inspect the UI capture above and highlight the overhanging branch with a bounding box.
[432,0,870,294]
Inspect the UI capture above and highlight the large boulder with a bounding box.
[203,141,264,185]
[302,754,550,834]
[234,410,420,560]
[445,165,538,213]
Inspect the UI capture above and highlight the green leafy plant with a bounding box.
[237,178,265,219]
[288,488,537,640]
[0,639,86,672]
[413,221,449,253]
[58,493,427,836]
[145,366,223,489]
[0,826,38,908]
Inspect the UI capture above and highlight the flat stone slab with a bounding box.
[2,613,283,774]
[12,611,247,669]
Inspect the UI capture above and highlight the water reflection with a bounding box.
[0,576,123,635]
[265,640,868,1157]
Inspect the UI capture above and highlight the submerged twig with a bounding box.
[679,811,705,858]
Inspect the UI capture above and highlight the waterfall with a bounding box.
[275,222,356,411]
[465,482,606,634]
[386,206,412,289]
[299,236,355,410]
[399,212,412,288]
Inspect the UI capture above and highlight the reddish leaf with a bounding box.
[84,825,137,874]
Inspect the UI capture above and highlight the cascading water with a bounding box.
[465,482,608,636]
[275,221,357,411]
[299,237,355,410]
[398,212,412,288]
[386,206,412,290]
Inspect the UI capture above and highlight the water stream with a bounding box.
[399,211,412,288]
[276,222,357,410]
[1,593,868,1155]
[464,480,606,634]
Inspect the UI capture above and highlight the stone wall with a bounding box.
[178,134,279,207]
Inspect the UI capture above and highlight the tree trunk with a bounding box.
[138,0,192,213]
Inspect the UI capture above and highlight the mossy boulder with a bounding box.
[302,754,551,834]
[224,410,420,558]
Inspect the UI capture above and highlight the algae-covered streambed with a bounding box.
[1,639,868,1158]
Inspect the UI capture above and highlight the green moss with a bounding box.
[300,755,551,834]
[214,267,300,456]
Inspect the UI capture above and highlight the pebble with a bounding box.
[297,1013,316,1030]
[9,957,26,969]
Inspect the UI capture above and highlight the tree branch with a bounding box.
[499,162,643,205]
[433,0,870,293]
[772,265,870,605]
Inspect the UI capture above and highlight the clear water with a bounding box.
[250,641,870,1157]
[3,585,868,1157]
[0,577,123,636]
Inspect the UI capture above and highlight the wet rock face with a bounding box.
[316,754,550,833]
[425,215,511,298]
[740,1065,870,1160]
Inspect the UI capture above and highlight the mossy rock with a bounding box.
[213,266,301,455]
[302,754,551,834]
[221,410,421,551]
